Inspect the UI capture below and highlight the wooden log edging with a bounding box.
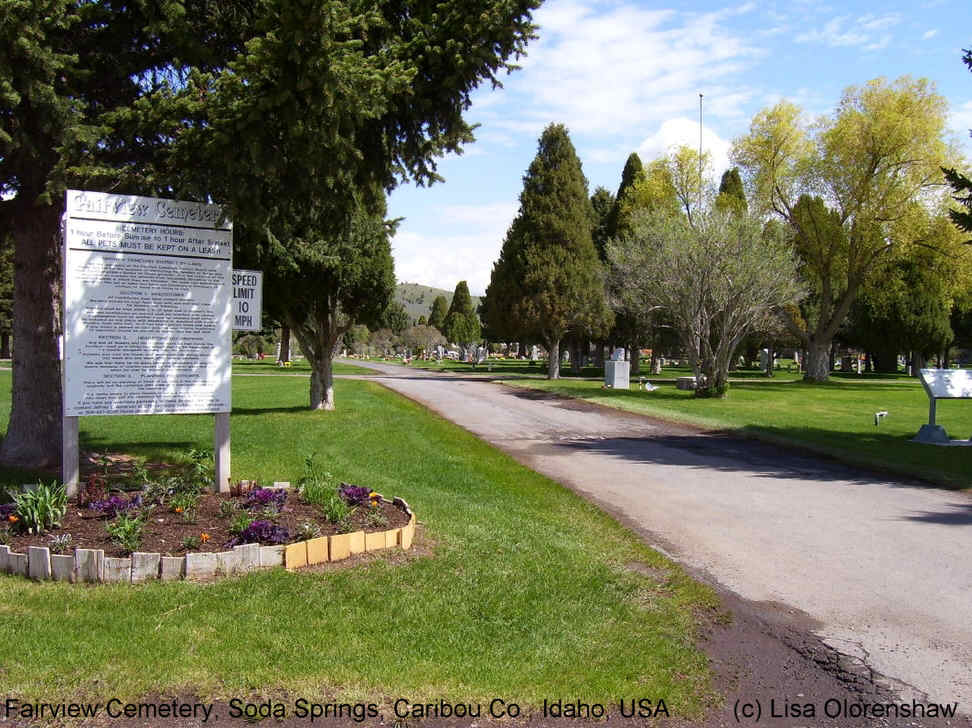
[0,497,415,584]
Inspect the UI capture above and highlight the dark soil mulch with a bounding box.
[6,452,411,558]
[7,491,410,558]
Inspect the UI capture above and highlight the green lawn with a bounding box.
[359,355,808,380]
[0,371,717,714]
[232,358,374,376]
[503,377,971,489]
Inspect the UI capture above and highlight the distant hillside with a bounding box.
[395,282,482,322]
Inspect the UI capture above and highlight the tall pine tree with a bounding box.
[497,123,611,379]
[443,281,481,352]
[428,295,449,332]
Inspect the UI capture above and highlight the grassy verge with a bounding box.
[354,355,811,381]
[0,371,717,713]
[503,377,972,489]
[232,359,374,376]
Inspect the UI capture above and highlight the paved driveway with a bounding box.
[347,360,972,711]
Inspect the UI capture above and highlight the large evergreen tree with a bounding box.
[0,0,540,467]
[428,295,449,332]
[943,50,972,238]
[496,123,611,379]
[443,281,481,351]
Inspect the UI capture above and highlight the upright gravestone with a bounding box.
[62,190,233,494]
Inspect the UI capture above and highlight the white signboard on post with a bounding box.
[232,269,263,331]
[63,190,233,416]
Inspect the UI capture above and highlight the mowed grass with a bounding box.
[504,377,972,489]
[0,371,717,712]
[232,358,374,376]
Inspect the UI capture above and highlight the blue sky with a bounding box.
[387,0,972,296]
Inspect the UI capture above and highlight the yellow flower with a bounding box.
[8,514,18,523]
[200,533,210,543]
[174,506,183,514]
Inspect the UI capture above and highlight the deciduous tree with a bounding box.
[732,77,955,381]
[608,208,802,396]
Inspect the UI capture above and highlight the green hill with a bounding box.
[396,282,481,323]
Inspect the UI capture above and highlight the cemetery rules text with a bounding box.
[63,190,233,416]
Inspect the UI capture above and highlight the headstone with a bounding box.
[653,358,663,375]
[0,544,9,573]
[759,348,770,371]
[611,347,625,361]
[604,360,630,389]
[27,546,51,581]
[530,345,539,361]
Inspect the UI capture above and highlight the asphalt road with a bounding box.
[346,360,972,713]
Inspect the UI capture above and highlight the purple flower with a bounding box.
[245,488,287,512]
[339,484,371,506]
[225,520,290,547]
[90,495,140,518]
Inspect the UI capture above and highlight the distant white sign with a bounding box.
[63,190,233,416]
[919,369,972,399]
[232,269,263,331]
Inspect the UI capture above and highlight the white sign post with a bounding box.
[62,190,234,494]
[914,368,972,444]
[232,269,263,331]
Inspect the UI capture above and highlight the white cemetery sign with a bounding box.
[914,368,972,444]
[62,190,233,492]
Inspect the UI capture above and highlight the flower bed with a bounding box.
[0,455,416,583]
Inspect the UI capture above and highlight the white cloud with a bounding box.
[794,13,900,49]
[636,118,732,180]
[952,101,972,143]
[391,203,518,295]
[922,29,938,40]
[474,1,762,137]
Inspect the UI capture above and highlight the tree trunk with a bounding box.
[547,339,560,379]
[309,351,335,410]
[0,205,63,470]
[0,332,10,359]
[278,325,290,362]
[629,344,640,377]
[570,343,581,374]
[804,341,831,382]
[594,342,604,369]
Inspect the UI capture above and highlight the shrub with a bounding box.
[8,482,68,535]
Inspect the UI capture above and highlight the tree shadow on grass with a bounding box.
[230,405,309,416]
